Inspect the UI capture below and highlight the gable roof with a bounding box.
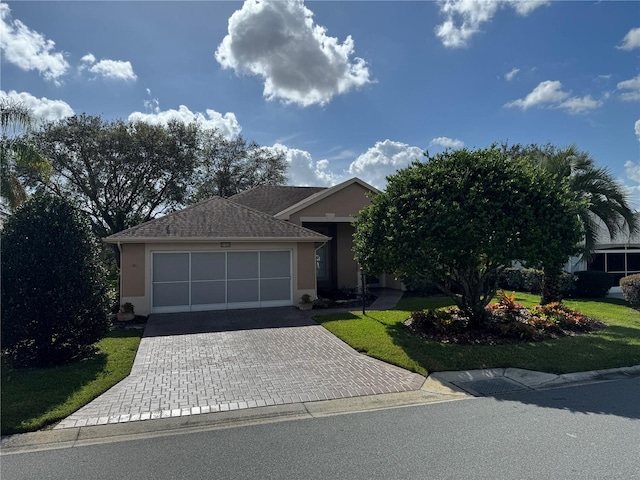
[229,185,326,216]
[275,177,379,220]
[105,196,329,243]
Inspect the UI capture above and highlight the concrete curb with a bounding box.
[0,387,465,454]
[428,364,640,396]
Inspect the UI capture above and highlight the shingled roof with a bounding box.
[105,196,329,243]
[229,185,326,216]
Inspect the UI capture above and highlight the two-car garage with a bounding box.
[151,250,292,313]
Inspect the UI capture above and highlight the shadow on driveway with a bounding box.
[143,306,319,337]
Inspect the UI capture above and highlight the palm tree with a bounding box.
[0,100,50,212]
[518,144,638,304]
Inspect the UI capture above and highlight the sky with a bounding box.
[1,0,639,206]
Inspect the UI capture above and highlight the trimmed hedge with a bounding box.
[498,267,575,297]
[574,270,614,298]
[620,274,640,307]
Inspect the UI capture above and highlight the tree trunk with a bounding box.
[541,265,563,305]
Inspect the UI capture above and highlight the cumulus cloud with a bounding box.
[275,144,342,186]
[624,160,640,210]
[635,119,640,141]
[505,80,602,114]
[215,0,371,106]
[504,67,520,81]
[348,140,424,189]
[617,27,640,51]
[429,137,464,149]
[617,74,640,102]
[80,53,137,82]
[0,90,74,123]
[0,4,69,84]
[128,105,241,139]
[435,0,549,48]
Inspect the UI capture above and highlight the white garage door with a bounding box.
[151,251,292,313]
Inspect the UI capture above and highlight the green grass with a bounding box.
[315,293,640,377]
[1,329,142,435]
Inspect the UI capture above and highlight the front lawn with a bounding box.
[1,329,142,435]
[315,293,640,376]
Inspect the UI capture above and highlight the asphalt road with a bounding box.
[3,377,639,480]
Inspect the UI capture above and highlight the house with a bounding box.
[566,216,640,292]
[106,177,400,315]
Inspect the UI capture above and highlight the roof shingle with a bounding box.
[229,185,326,215]
[105,196,329,242]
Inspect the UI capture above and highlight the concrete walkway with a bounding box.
[55,289,420,429]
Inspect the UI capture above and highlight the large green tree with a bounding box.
[0,100,51,211]
[1,194,110,367]
[34,114,201,242]
[191,130,287,201]
[509,143,638,304]
[353,147,584,328]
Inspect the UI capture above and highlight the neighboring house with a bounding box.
[565,216,640,291]
[106,177,399,315]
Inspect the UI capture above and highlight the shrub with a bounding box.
[574,270,614,298]
[498,267,575,297]
[620,274,640,307]
[403,277,442,296]
[1,194,110,367]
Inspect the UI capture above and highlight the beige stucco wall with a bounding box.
[120,243,145,297]
[120,241,316,315]
[287,182,373,225]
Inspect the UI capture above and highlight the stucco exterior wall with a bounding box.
[287,182,373,225]
[120,243,145,297]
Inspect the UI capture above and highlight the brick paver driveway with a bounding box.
[56,307,425,429]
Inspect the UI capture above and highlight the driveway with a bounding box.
[56,304,425,429]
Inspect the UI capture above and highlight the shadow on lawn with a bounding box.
[0,330,141,435]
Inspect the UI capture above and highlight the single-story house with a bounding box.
[566,216,640,292]
[106,177,401,315]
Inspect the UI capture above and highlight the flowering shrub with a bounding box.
[406,297,604,344]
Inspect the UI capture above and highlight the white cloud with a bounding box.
[624,161,640,211]
[128,105,241,139]
[557,95,602,114]
[435,0,549,48]
[505,80,602,114]
[275,144,342,186]
[0,90,74,123]
[80,53,137,82]
[617,27,640,51]
[0,4,69,84]
[635,119,640,141]
[429,137,464,149]
[504,67,520,81]
[348,140,424,189]
[617,74,640,102]
[215,0,371,106]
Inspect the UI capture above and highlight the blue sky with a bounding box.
[2,1,639,205]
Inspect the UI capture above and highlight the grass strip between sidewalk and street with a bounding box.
[315,292,640,377]
[1,329,142,435]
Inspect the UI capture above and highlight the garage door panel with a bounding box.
[260,278,291,301]
[227,279,259,303]
[191,252,225,281]
[153,282,189,307]
[227,252,259,279]
[153,253,189,282]
[191,281,226,305]
[260,251,291,278]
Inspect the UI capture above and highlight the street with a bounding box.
[2,377,639,480]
